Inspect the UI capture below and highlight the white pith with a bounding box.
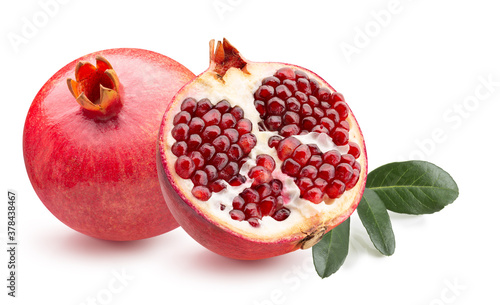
[161,62,367,242]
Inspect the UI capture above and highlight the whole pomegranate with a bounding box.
[157,39,367,259]
[24,49,195,241]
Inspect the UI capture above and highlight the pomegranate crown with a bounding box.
[67,55,121,119]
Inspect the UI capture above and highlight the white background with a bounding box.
[1,0,499,304]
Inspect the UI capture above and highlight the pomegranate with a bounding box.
[157,39,367,259]
[23,49,195,241]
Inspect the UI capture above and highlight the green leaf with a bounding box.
[312,218,350,278]
[366,161,459,214]
[357,188,395,256]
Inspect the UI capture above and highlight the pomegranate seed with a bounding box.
[204,165,218,181]
[300,104,313,116]
[325,180,346,199]
[294,70,309,80]
[262,76,281,87]
[352,161,362,172]
[202,109,221,126]
[283,79,298,92]
[297,177,314,191]
[211,153,229,170]
[275,67,295,81]
[329,92,345,104]
[254,85,275,100]
[292,144,312,166]
[331,128,349,146]
[348,142,361,159]
[214,100,231,113]
[316,88,331,101]
[244,203,262,219]
[232,196,245,210]
[267,97,286,115]
[192,186,211,201]
[171,123,189,141]
[180,97,197,113]
[241,189,260,203]
[195,98,213,117]
[188,117,205,134]
[223,128,239,143]
[247,218,260,227]
[345,169,360,189]
[199,143,216,160]
[320,101,331,109]
[335,163,354,183]
[227,144,243,161]
[238,133,257,154]
[334,101,349,120]
[281,159,301,177]
[187,134,202,150]
[307,144,321,155]
[239,157,249,167]
[220,204,226,211]
[171,141,187,157]
[341,154,356,166]
[268,135,282,148]
[256,154,276,171]
[219,113,236,129]
[202,125,221,142]
[230,209,245,221]
[254,100,266,116]
[295,91,308,103]
[230,106,244,121]
[173,111,191,125]
[300,165,318,179]
[248,166,272,185]
[323,150,341,165]
[192,170,208,186]
[270,179,283,196]
[303,187,323,204]
[339,120,350,130]
[175,156,195,179]
[297,78,312,94]
[308,155,323,168]
[275,196,284,209]
[314,178,328,192]
[283,111,300,125]
[318,163,335,182]
[309,96,320,107]
[311,125,329,134]
[228,174,246,186]
[265,116,283,131]
[320,117,336,131]
[310,79,320,95]
[280,124,300,137]
[208,179,226,192]
[325,109,340,125]
[188,151,205,169]
[260,196,277,216]
[256,183,272,199]
[276,137,300,160]
[213,135,230,152]
[272,208,290,221]
[235,118,252,135]
[275,85,292,100]
[302,116,317,131]
[286,97,301,112]
[219,162,239,181]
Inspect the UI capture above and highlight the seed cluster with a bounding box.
[229,154,290,227]
[254,67,361,203]
[172,98,257,200]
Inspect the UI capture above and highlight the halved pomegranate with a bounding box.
[157,39,367,259]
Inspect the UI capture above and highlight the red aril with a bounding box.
[23,49,195,240]
[157,39,367,259]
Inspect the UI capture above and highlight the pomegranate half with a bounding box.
[24,49,195,241]
[157,39,367,259]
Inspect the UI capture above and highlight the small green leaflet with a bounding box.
[366,161,459,214]
[312,218,350,279]
[357,188,395,256]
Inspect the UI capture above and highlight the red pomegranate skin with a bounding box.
[23,48,195,241]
